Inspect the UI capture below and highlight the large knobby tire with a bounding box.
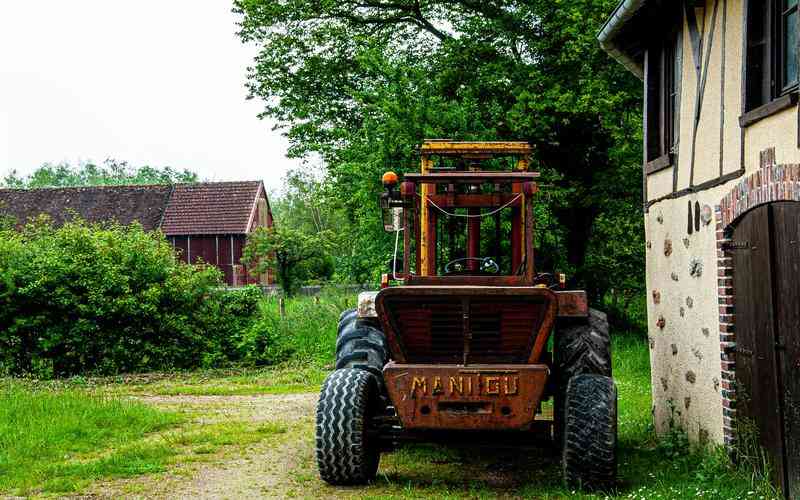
[338,308,358,335]
[316,368,381,485]
[562,374,617,491]
[554,308,611,442]
[556,308,612,380]
[335,311,389,380]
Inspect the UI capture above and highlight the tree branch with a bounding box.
[330,1,452,41]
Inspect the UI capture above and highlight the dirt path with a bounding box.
[86,392,333,500]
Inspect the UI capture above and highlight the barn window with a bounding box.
[744,0,798,114]
[645,30,680,169]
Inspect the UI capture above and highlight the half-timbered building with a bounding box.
[600,1,799,496]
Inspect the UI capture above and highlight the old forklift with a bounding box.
[316,141,616,490]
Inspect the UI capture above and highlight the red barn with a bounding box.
[0,180,273,286]
[161,181,273,285]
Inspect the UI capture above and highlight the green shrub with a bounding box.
[202,286,263,366]
[0,219,232,377]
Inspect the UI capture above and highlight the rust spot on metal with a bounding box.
[554,290,588,317]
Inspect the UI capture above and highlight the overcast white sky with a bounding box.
[0,1,301,191]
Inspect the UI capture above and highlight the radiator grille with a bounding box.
[385,296,549,364]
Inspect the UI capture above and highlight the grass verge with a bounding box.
[0,381,292,496]
[0,382,181,495]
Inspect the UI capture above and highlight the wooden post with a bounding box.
[279,297,286,318]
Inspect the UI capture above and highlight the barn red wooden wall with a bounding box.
[170,235,265,287]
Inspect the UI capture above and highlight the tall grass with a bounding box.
[239,289,352,366]
[0,382,181,494]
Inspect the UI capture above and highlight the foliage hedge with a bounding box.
[0,220,261,377]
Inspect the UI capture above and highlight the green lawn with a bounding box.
[0,382,182,494]
[0,381,289,496]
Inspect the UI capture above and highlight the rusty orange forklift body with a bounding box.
[317,141,616,490]
[377,141,587,434]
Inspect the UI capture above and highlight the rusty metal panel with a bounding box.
[404,172,539,184]
[376,286,557,365]
[383,363,549,430]
[404,275,533,286]
[555,291,589,317]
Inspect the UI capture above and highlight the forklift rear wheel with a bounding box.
[316,368,381,485]
[335,314,389,380]
[553,309,611,442]
[337,308,358,336]
[562,373,617,491]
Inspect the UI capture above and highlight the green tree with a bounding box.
[243,225,333,296]
[3,159,197,188]
[271,169,378,284]
[235,0,643,302]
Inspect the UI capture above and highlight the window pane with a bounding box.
[784,10,798,87]
[788,0,798,10]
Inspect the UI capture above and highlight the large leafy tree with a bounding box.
[235,0,643,301]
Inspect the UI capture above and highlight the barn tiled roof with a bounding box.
[0,184,173,230]
[160,181,264,235]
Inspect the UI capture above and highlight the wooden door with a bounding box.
[733,203,799,498]
[771,203,800,498]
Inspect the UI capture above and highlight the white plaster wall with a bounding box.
[645,0,744,444]
[647,167,674,200]
[744,107,799,172]
[646,184,730,443]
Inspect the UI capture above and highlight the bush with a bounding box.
[202,286,263,366]
[0,219,234,377]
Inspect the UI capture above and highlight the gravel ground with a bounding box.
[84,392,325,500]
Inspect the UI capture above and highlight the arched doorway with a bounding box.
[730,201,799,498]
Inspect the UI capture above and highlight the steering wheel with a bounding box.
[444,257,500,275]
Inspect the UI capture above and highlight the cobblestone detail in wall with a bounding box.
[715,161,800,450]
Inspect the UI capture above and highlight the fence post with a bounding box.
[279,297,286,318]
